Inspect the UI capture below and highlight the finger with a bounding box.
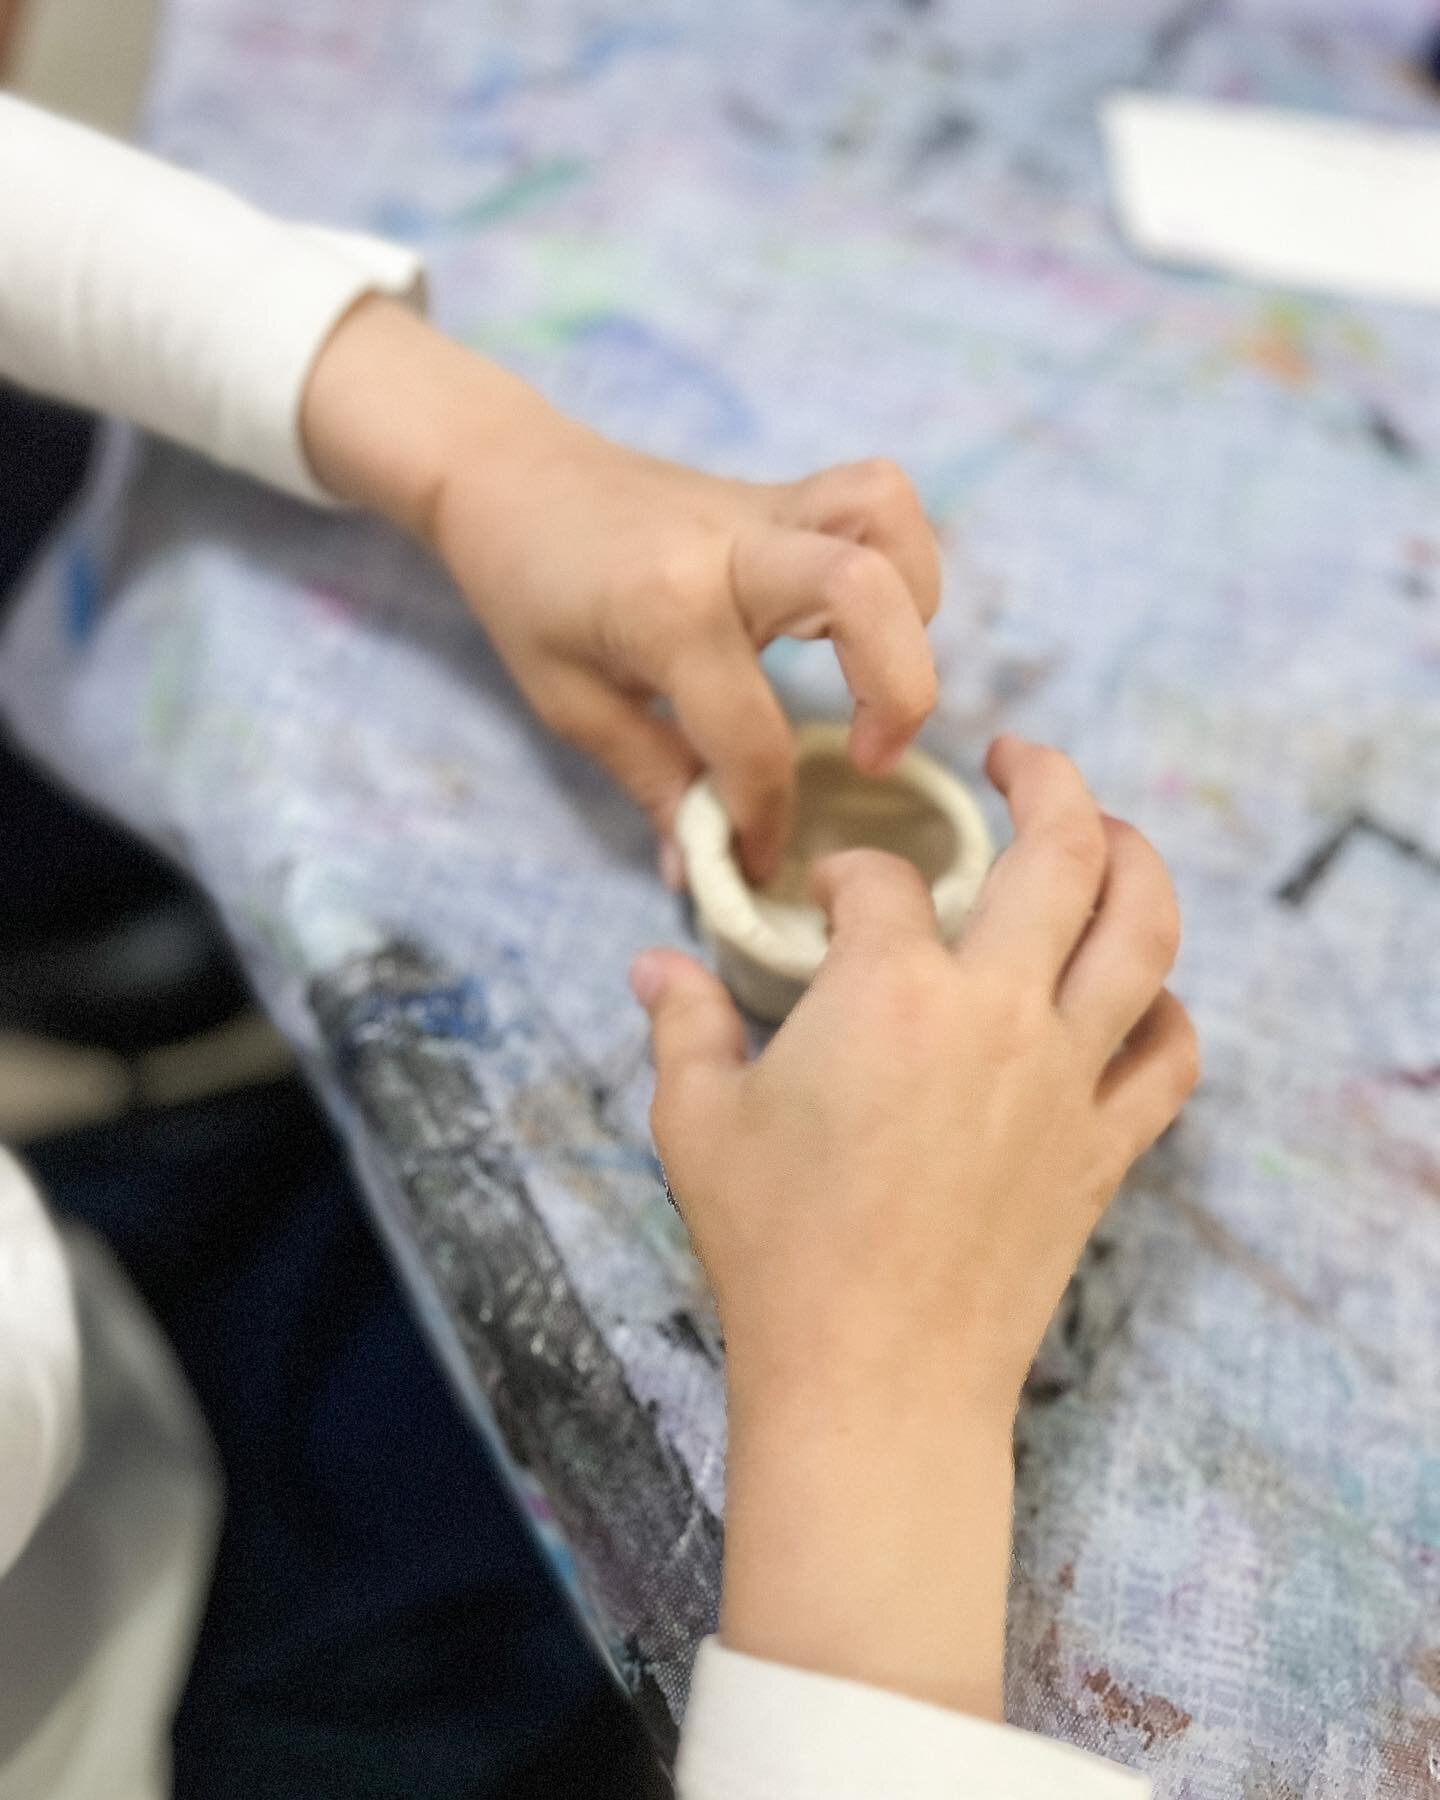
[1097,990,1200,1158]
[1058,817,1181,1063]
[730,525,937,772]
[811,847,941,952]
[668,638,795,884]
[534,668,701,840]
[778,457,942,623]
[959,736,1108,982]
[631,948,747,1106]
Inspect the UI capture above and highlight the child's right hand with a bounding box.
[631,735,1197,1718]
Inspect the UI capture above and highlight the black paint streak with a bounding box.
[1367,406,1421,463]
[724,94,785,142]
[1382,1063,1440,1092]
[910,108,977,172]
[310,943,722,1756]
[1023,1231,1133,1408]
[659,1309,719,1364]
[1275,811,1440,907]
[1132,0,1224,85]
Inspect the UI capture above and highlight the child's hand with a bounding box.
[303,298,940,881]
[630,736,1198,1716]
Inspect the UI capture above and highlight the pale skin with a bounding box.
[301,297,1197,1723]
[632,738,1197,1718]
[302,294,940,884]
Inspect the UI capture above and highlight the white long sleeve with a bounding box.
[0,1144,80,1580]
[0,94,423,502]
[678,1639,1149,1800]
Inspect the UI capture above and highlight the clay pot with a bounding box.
[675,723,994,1022]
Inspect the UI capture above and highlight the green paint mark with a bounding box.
[450,157,587,231]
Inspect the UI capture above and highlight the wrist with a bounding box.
[300,294,560,541]
[724,1322,1026,1447]
[721,1360,1017,1719]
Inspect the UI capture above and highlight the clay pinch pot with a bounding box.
[674,722,994,1023]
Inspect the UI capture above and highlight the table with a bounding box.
[4,0,1439,1787]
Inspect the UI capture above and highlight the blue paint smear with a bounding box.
[370,198,434,241]
[458,24,682,120]
[460,50,526,114]
[571,21,684,79]
[64,546,101,646]
[338,975,494,1058]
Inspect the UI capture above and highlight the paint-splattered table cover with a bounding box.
[5,0,1440,1787]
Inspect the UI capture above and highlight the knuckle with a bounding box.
[636,548,715,625]
[972,969,1049,1053]
[819,542,886,618]
[869,943,953,1024]
[852,455,918,517]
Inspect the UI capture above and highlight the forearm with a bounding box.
[721,1364,1017,1719]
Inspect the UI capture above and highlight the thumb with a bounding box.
[630,950,747,1096]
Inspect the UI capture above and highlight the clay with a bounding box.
[675,723,994,1022]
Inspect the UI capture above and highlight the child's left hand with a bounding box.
[303,297,941,882]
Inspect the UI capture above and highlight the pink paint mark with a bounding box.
[304,585,356,623]
[1156,769,1188,802]
[1380,1064,1440,1093]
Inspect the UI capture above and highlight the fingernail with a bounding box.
[629,952,666,1008]
[659,839,686,892]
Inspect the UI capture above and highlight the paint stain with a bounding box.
[1239,310,1311,387]
[1167,1188,1397,1384]
[658,1309,718,1363]
[1378,1139,1440,1204]
[1413,1648,1440,1696]
[725,95,786,142]
[910,108,977,172]
[450,157,587,230]
[1381,1064,1440,1093]
[1366,406,1420,463]
[64,546,100,646]
[1243,1774,1304,1800]
[1081,1666,1193,1749]
[1275,811,1440,907]
[1381,1714,1440,1786]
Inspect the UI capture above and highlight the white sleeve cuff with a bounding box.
[0,1147,82,1579]
[0,95,426,504]
[678,1639,1149,1800]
